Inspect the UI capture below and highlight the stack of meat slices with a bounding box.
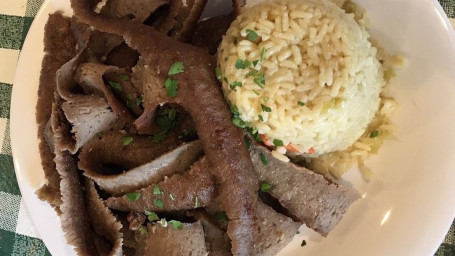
[35,1,360,255]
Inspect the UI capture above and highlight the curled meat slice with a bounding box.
[61,95,119,154]
[105,157,216,212]
[80,139,203,195]
[70,2,259,254]
[250,142,360,236]
[84,177,123,256]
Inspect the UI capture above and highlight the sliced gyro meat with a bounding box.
[80,139,203,195]
[84,177,123,256]
[60,95,119,154]
[250,142,360,236]
[143,221,208,256]
[75,62,136,126]
[105,157,216,212]
[69,3,260,254]
[36,13,78,210]
[187,210,232,256]
[54,149,99,255]
[100,0,169,23]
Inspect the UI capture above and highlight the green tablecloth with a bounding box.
[0,0,454,255]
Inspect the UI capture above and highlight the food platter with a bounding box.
[10,0,455,255]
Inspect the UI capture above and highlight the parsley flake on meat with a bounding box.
[108,81,122,91]
[138,226,147,235]
[165,78,178,97]
[154,199,163,209]
[126,192,141,202]
[260,182,272,192]
[260,153,268,166]
[168,61,184,75]
[153,185,163,195]
[169,220,184,230]
[121,136,134,146]
[120,74,130,81]
[144,210,160,222]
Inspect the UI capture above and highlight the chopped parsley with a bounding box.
[258,114,264,122]
[244,136,251,150]
[260,182,272,192]
[153,186,163,195]
[126,192,141,202]
[370,130,379,138]
[154,199,163,209]
[301,240,307,247]
[260,48,267,62]
[108,81,122,91]
[232,117,247,128]
[151,130,168,143]
[298,101,305,106]
[214,211,230,222]
[138,226,147,235]
[169,194,176,201]
[253,90,260,95]
[245,70,259,78]
[120,74,130,81]
[253,60,259,67]
[165,78,178,97]
[144,210,160,221]
[136,94,143,107]
[261,104,272,112]
[96,132,103,138]
[126,94,133,101]
[230,81,242,91]
[273,139,284,147]
[235,59,251,69]
[168,61,184,75]
[169,220,184,230]
[215,66,222,80]
[155,108,177,139]
[246,127,261,142]
[254,74,265,88]
[194,196,199,208]
[121,136,134,146]
[246,29,259,41]
[260,153,268,166]
[263,97,269,102]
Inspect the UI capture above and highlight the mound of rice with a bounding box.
[217,0,385,159]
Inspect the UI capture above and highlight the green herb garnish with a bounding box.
[253,60,259,67]
[244,136,251,150]
[298,101,305,106]
[169,220,184,230]
[261,104,271,112]
[258,115,264,122]
[121,136,134,146]
[273,139,284,147]
[260,153,268,166]
[230,81,243,91]
[153,186,163,195]
[96,132,103,138]
[154,199,163,209]
[260,182,272,192]
[168,61,184,75]
[254,74,265,88]
[246,29,259,41]
[136,94,143,107]
[144,210,160,221]
[120,74,130,81]
[138,226,147,235]
[370,130,379,138]
[165,78,178,97]
[253,90,260,95]
[263,97,269,102]
[126,192,141,202]
[151,130,168,143]
[245,70,259,78]
[235,59,251,69]
[232,117,247,128]
[194,196,199,208]
[169,194,176,201]
[108,81,122,91]
[260,48,266,62]
[215,66,222,80]
[301,240,307,247]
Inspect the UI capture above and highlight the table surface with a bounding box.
[0,0,454,255]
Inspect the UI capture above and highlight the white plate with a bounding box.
[11,0,455,255]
